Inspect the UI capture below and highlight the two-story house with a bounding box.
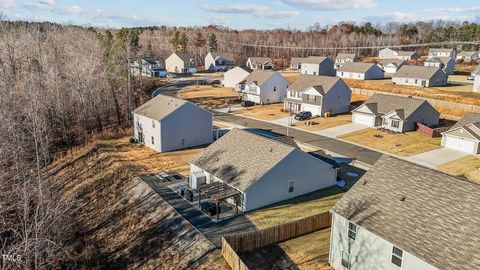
[423,57,455,75]
[301,56,335,76]
[204,52,235,71]
[428,48,456,59]
[378,48,419,60]
[334,54,358,69]
[237,70,289,104]
[165,52,197,74]
[246,57,273,70]
[290,57,304,70]
[283,75,352,116]
[131,58,166,77]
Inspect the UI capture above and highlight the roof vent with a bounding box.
[400,195,406,202]
[270,148,273,152]
[363,179,368,185]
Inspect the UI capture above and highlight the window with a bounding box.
[151,136,155,145]
[341,250,350,269]
[383,118,388,125]
[391,120,400,128]
[296,92,301,98]
[391,246,403,267]
[152,120,156,128]
[341,72,344,76]
[348,222,357,240]
[306,94,316,102]
[288,180,295,193]
[414,79,418,84]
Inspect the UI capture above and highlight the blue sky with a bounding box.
[1,0,479,29]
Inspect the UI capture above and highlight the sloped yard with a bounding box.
[437,156,480,185]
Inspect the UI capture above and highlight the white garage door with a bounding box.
[444,136,476,154]
[352,113,375,127]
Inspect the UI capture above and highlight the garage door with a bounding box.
[444,136,476,154]
[352,112,375,127]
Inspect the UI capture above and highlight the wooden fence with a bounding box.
[221,211,332,270]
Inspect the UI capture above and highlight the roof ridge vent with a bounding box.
[400,195,406,202]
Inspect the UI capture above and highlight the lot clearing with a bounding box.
[233,103,288,120]
[178,85,239,109]
[293,114,352,131]
[437,156,480,185]
[339,128,442,156]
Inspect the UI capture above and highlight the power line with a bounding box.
[228,41,480,50]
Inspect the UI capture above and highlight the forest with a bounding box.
[0,19,479,269]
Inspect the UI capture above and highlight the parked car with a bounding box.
[241,100,255,107]
[196,80,208,85]
[468,75,475,80]
[209,80,221,85]
[184,188,194,202]
[295,111,312,121]
[166,73,176,78]
[201,201,221,216]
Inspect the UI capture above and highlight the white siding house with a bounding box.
[423,57,455,75]
[131,58,166,77]
[165,52,197,74]
[133,94,212,152]
[392,66,447,87]
[329,155,480,270]
[301,56,335,76]
[204,52,235,71]
[290,57,304,70]
[474,74,480,93]
[428,48,456,59]
[284,75,352,116]
[441,113,480,154]
[337,63,384,80]
[222,66,252,88]
[378,48,398,59]
[376,59,407,74]
[378,48,419,60]
[246,57,273,70]
[189,129,337,212]
[334,54,357,69]
[237,70,289,104]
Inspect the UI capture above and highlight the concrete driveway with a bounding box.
[317,123,368,138]
[405,148,469,169]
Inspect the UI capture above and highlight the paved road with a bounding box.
[141,175,256,248]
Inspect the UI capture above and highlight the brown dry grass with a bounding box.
[293,114,353,131]
[437,156,480,185]
[351,93,369,102]
[178,85,240,109]
[434,105,466,119]
[233,103,289,120]
[280,71,301,84]
[339,128,442,156]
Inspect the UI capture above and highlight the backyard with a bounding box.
[233,103,289,120]
[437,156,480,185]
[339,128,442,156]
[178,85,240,108]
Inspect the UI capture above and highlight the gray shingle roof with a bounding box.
[450,113,480,130]
[189,128,296,192]
[472,65,480,75]
[336,53,356,60]
[303,56,330,64]
[173,52,195,63]
[210,52,235,61]
[393,65,443,80]
[287,74,341,93]
[290,57,304,65]
[396,50,417,56]
[359,93,430,120]
[377,59,406,67]
[242,70,277,86]
[429,48,455,53]
[133,94,188,120]
[331,155,480,270]
[425,57,452,64]
[237,65,253,73]
[249,57,272,64]
[458,51,477,57]
[337,62,378,73]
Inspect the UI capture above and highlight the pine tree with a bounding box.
[179,32,189,52]
[194,32,206,48]
[170,30,181,51]
[208,33,218,52]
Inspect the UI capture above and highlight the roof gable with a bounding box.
[133,94,190,120]
[338,62,380,73]
[288,74,341,93]
[361,94,430,119]
[394,65,444,80]
[242,70,278,86]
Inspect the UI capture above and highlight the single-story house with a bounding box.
[376,59,407,74]
[334,53,358,69]
[290,57,304,70]
[423,57,455,75]
[456,51,479,61]
[329,155,480,270]
[337,63,384,80]
[204,52,235,71]
[246,57,273,70]
[189,128,337,212]
[283,75,352,116]
[428,48,456,59]
[441,113,480,154]
[237,70,289,104]
[378,48,419,60]
[165,52,197,74]
[301,56,335,76]
[222,65,252,88]
[351,93,439,132]
[392,66,448,87]
[131,58,166,78]
[132,94,212,152]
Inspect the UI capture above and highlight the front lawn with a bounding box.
[293,114,353,131]
[437,156,480,185]
[339,128,442,156]
[233,103,288,120]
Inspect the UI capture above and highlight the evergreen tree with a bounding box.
[208,33,218,52]
[170,30,181,51]
[193,31,206,49]
[179,32,189,52]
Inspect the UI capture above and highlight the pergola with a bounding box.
[198,182,242,220]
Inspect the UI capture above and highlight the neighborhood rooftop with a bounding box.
[290,57,304,65]
[242,70,275,85]
[450,112,480,130]
[174,52,195,62]
[336,53,356,59]
[249,57,272,63]
[210,52,235,61]
[303,56,330,64]
[362,93,427,119]
[287,74,341,93]
[132,94,187,120]
[337,62,378,73]
[429,48,455,52]
[331,155,480,270]
[189,128,298,192]
[377,59,406,66]
[425,57,452,63]
[393,65,442,79]
[396,50,417,56]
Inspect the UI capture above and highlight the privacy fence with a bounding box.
[222,211,332,270]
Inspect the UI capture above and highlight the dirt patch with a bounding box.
[233,103,288,120]
[178,85,240,109]
[437,156,480,185]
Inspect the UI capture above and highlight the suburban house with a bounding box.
[428,48,456,59]
[283,75,352,116]
[222,65,252,88]
[189,128,337,212]
[376,59,407,74]
[237,70,289,104]
[441,113,480,154]
[423,57,455,75]
[329,155,480,270]
[132,94,212,152]
[456,51,478,61]
[165,52,197,74]
[246,57,273,70]
[392,66,448,87]
[131,58,166,77]
[301,56,335,76]
[334,53,358,69]
[290,57,304,70]
[337,63,384,80]
[204,52,235,71]
[474,74,480,93]
[378,48,419,60]
[351,94,440,132]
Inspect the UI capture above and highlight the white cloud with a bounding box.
[199,3,299,19]
[262,10,299,19]
[205,15,231,26]
[425,6,480,13]
[280,0,376,10]
[1,0,15,8]
[364,11,476,23]
[59,5,85,15]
